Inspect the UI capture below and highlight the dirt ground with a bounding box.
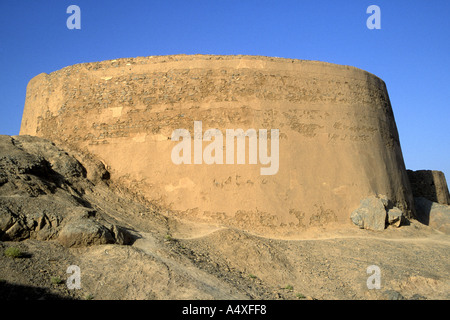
[1,212,448,300]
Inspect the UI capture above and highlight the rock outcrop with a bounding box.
[0,135,135,247]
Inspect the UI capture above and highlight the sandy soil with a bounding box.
[1,212,448,300]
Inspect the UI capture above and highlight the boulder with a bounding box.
[351,195,388,231]
[414,197,450,234]
[387,207,403,227]
[351,195,404,230]
[57,217,115,248]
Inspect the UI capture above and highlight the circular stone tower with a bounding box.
[20,55,415,236]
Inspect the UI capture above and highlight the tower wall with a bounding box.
[20,55,415,236]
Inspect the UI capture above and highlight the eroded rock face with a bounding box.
[19,55,415,236]
[0,135,134,247]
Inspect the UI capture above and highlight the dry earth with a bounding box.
[0,135,449,300]
[1,217,449,300]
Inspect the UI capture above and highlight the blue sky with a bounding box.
[0,0,449,179]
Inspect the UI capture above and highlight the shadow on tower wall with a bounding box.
[407,169,450,225]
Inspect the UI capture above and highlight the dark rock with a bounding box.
[407,170,450,205]
[383,290,406,300]
[410,293,427,300]
[0,135,131,247]
[414,197,450,234]
[351,195,388,231]
[10,135,86,181]
[387,207,403,227]
[57,217,115,248]
[0,206,16,236]
[111,225,136,245]
[351,195,405,230]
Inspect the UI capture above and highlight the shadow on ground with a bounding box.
[0,280,75,300]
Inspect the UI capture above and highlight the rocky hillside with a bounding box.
[0,135,449,300]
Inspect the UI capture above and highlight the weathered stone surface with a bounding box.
[387,207,403,227]
[19,55,415,236]
[11,134,86,181]
[0,135,133,246]
[414,197,450,234]
[351,194,404,230]
[0,207,15,235]
[350,195,387,231]
[407,170,450,205]
[57,217,115,248]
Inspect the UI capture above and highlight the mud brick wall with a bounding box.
[407,170,450,205]
[20,55,415,236]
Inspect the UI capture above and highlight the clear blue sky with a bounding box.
[0,0,449,179]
